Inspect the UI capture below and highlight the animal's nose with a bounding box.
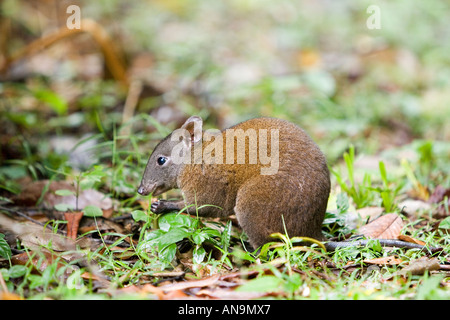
[137,185,145,195]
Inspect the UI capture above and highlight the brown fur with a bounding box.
[138,117,330,249]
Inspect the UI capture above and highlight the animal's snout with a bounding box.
[138,182,157,196]
[137,185,148,196]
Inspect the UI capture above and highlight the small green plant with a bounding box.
[378,161,396,212]
[323,192,352,238]
[259,229,327,277]
[0,233,12,263]
[0,250,82,298]
[416,140,434,185]
[236,269,305,299]
[416,274,449,300]
[136,208,232,270]
[369,161,404,212]
[53,165,107,217]
[331,145,374,208]
[331,239,383,268]
[401,158,429,200]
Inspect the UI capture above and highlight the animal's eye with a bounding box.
[157,157,167,166]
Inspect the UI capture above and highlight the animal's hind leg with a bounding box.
[233,176,287,249]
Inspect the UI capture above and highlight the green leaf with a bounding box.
[81,166,106,180]
[439,217,450,229]
[416,275,447,300]
[379,161,389,188]
[381,191,394,212]
[9,265,28,278]
[220,221,232,249]
[79,166,106,190]
[144,229,165,242]
[158,243,177,263]
[34,89,68,115]
[236,275,283,293]
[368,239,382,252]
[158,213,194,231]
[229,248,256,263]
[192,230,208,245]
[79,179,95,190]
[336,192,349,213]
[66,269,85,290]
[29,274,45,289]
[157,228,190,247]
[0,234,12,260]
[132,210,149,222]
[83,205,103,217]
[55,189,75,196]
[193,246,206,264]
[54,203,75,212]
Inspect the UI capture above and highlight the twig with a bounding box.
[120,79,143,137]
[324,239,443,254]
[0,19,128,87]
[0,269,8,293]
[0,206,50,229]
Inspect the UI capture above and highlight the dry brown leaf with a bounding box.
[128,284,190,300]
[428,185,450,218]
[358,213,403,239]
[152,271,185,278]
[158,274,220,292]
[196,287,266,300]
[161,289,190,300]
[121,283,163,299]
[0,212,96,252]
[356,206,384,222]
[0,292,23,300]
[297,48,321,69]
[407,183,430,201]
[363,256,403,265]
[397,234,426,246]
[345,206,384,230]
[12,180,114,215]
[64,211,83,240]
[399,199,431,217]
[12,180,72,206]
[81,271,104,281]
[219,270,260,283]
[47,188,113,213]
[11,250,68,273]
[428,185,450,204]
[398,258,440,276]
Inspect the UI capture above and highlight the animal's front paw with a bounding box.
[150,200,168,214]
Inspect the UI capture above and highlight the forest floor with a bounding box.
[0,0,449,300]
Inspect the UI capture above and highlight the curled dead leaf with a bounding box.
[12,180,114,215]
[0,212,96,252]
[363,256,403,265]
[158,274,220,292]
[358,213,403,239]
[196,287,266,300]
[0,292,23,300]
[399,199,431,217]
[397,234,426,246]
[398,258,440,276]
[64,211,83,240]
[428,185,450,218]
[11,251,69,274]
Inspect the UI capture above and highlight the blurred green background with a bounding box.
[1,0,449,193]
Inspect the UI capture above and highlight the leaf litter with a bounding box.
[1,177,450,299]
[1,1,450,300]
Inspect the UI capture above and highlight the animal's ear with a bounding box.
[180,116,203,145]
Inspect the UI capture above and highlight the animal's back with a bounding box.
[177,117,330,247]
